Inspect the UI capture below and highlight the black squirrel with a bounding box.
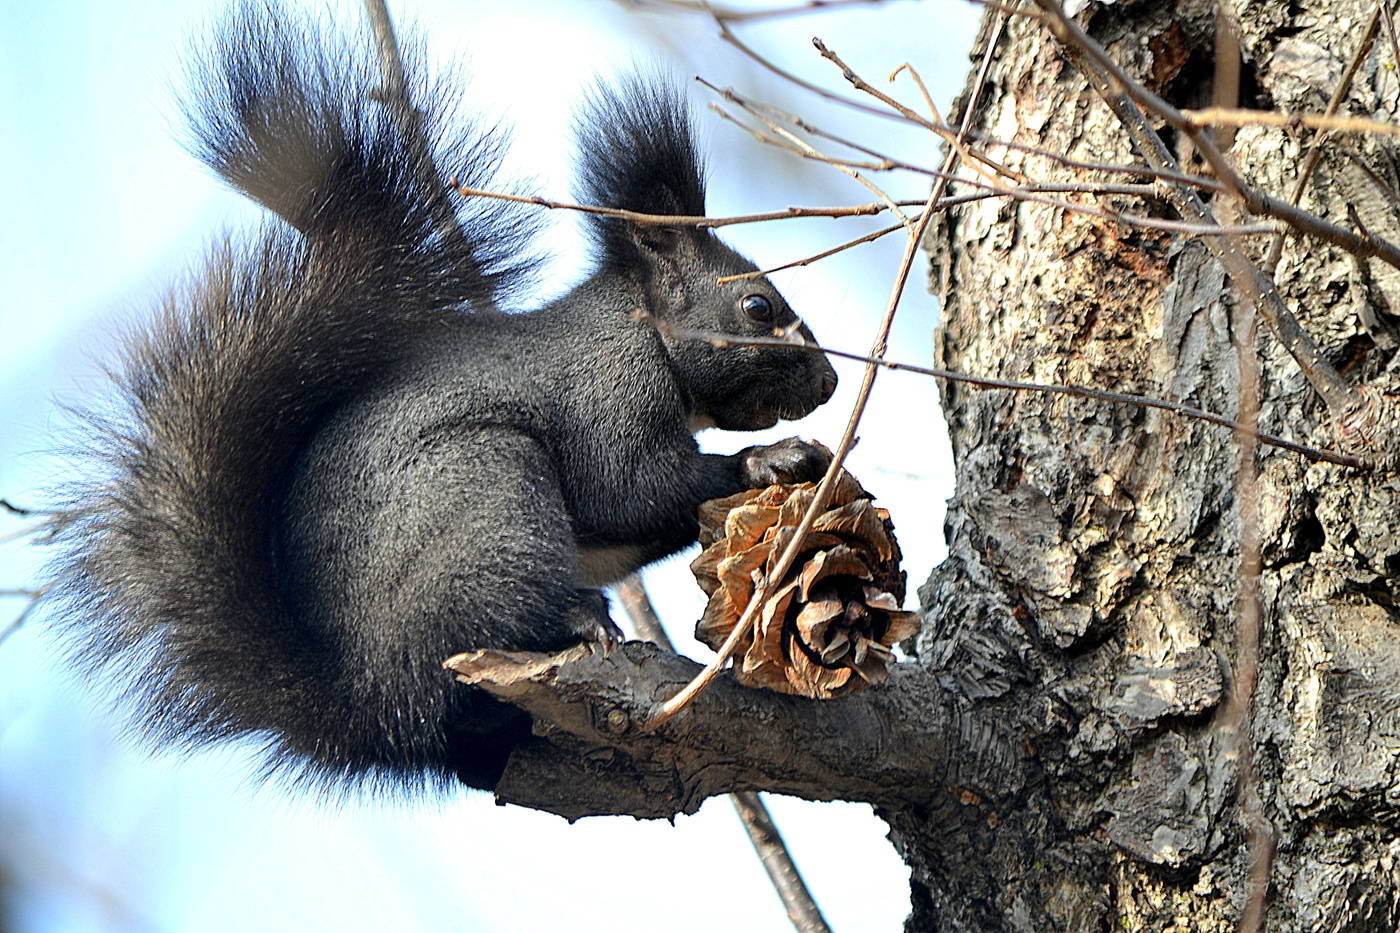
[47,4,837,794]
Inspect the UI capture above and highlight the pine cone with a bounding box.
[690,466,919,699]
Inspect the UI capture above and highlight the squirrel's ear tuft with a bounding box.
[575,73,707,271]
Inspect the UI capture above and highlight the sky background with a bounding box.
[0,1,980,930]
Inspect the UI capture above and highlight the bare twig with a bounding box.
[892,60,1016,191]
[652,5,1012,725]
[1212,7,1242,150]
[704,4,919,123]
[1382,1,1400,97]
[624,0,893,22]
[1,499,53,517]
[716,221,904,284]
[703,78,1024,183]
[962,127,1227,192]
[0,585,48,647]
[710,177,1192,286]
[1181,107,1400,139]
[729,795,833,933]
[815,34,1306,235]
[615,576,832,933]
[459,174,1273,246]
[891,62,939,123]
[1264,2,1387,273]
[453,183,916,227]
[615,575,671,646]
[1221,289,1274,933]
[710,98,914,227]
[656,325,1367,469]
[742,90,1226,196]
[812,38,941,129]
[704,102,1280,236]
[360,0,500,312]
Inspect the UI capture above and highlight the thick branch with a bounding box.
[445,642,1025,822]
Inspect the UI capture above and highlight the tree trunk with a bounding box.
[902,0,1400,929]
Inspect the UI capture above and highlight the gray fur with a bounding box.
[46,2,837,795]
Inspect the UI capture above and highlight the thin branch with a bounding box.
[709,81,1229,195]
[453,182,914,227]
[815,34,1316,243]
[729,796,833,933]
[1220,285,1274,933]
[360,0,499,312]
[962,127,1228,192]
[1383,1,1400,98]
[710,174,1224,286]
[1211,6,1242,150]
[1181,107,1400,139]
[615,575,671,646]
[651,0,895,23]
[702,77,1024,184]
[701,80,1002,182]
[0,499,54,517]
[652,5,1012,725]
[892,61,1019,190]
[812,37,942,130]
[708,6,921,124]
[615,576,832,933]
[710,99,913,227]
[968,0,1048,21]
[716,222,905,284]
[706,101,1280,237]
[0,585,47,647]
[460,175,1266,243]
[655,325,1367,469]
[1264,1,1387,273]
[891,61,939,124]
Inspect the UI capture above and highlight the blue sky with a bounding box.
[0,1,979,930]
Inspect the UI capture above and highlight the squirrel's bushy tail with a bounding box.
[46,3,533,791]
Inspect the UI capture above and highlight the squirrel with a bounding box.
[45,3,837,794]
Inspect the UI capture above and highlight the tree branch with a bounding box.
[616,575,833,933]
[445,642,1025,822]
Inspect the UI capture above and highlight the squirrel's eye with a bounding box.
[741,294,776,323]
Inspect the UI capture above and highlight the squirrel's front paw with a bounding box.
[739,438,832,488]
[565,589,624,654]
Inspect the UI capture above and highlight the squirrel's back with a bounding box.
[46,1,840,795]
[47,4,537,792]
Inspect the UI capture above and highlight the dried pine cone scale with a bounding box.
[691,453,920,699]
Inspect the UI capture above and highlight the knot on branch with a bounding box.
[1331,380,1400,471]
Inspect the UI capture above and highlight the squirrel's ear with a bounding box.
[576,75,707,281]
[630,224,690,298]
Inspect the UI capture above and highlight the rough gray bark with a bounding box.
[906,0,1400,928]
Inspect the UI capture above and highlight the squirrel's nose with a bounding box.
[818,367,837,403]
